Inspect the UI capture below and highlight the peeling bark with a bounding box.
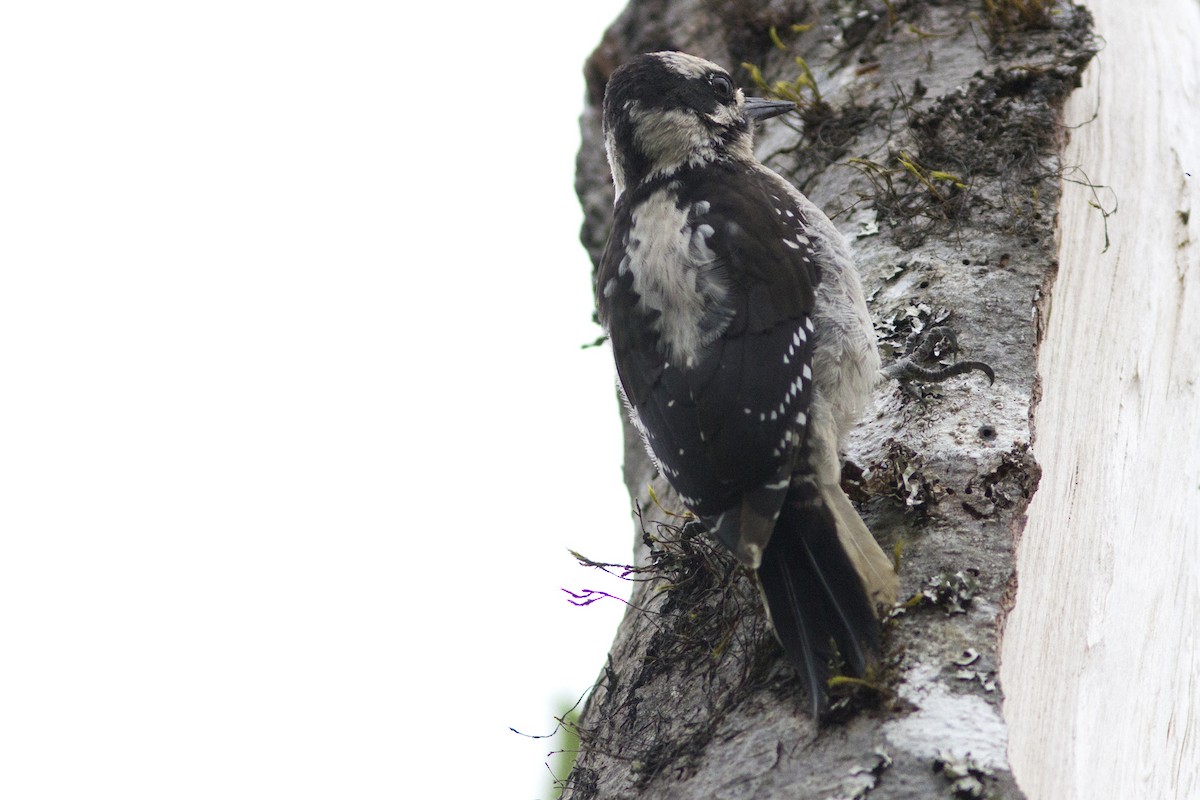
[571,3,1095,797]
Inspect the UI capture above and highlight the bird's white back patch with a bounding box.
[627,187,732,364]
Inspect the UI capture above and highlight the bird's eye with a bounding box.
[709,73,734,100]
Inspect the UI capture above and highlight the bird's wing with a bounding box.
[597,164,826,535]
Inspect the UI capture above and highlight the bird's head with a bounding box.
[602,51,794,198]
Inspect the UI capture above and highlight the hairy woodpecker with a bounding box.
[596,51,899,717]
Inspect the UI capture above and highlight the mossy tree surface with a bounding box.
[571,2,1095,798]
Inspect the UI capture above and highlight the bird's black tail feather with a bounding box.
[756,484,883,719]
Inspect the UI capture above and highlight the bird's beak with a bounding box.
[744,96,795,122]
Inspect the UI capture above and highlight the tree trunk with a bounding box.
[1000,0,1200,797]
[571,2,1097,797]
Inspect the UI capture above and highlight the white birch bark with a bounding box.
[1001,1,1200,797]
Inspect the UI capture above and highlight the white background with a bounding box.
[0,2,633,797]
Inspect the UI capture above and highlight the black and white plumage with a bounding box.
[596,51,899,717]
